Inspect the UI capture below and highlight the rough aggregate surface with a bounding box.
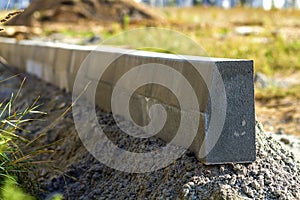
[0,65,299,199]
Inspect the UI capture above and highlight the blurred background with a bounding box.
[1,0,300,10]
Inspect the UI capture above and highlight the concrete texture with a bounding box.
[0,37,256,164]
[204,61,256,164]
[69,49,90,91]
[42,47,56,84]
[54,48,72,91]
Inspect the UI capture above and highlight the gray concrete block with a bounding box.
[0,38,256,164]
[53,48,72,91]
[111,54,157,97]
[0,38,16,63]
[42,47,56,83]
[147,59,211,113]
[86,50,117,84]
[150,84,180,109]
[74,78,113,113]
[26,45,55,79]
[148,60,185,108]
[19,44,35,71]
[105,55,255,164]
[180,60,214,112]
[8,43,22,69]
[128,93,151,127]
[26,60,43,79]
[112,91,205,153]
[0,43,14,65]
[67,47,256,164]
[7,44,16,66]
[95,81,113,113]
[69,49,90,92]
[203,60,256,164]
[0,43,10,60]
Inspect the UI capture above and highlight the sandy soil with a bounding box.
[256,97,300,136]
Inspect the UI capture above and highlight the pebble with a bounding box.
[280,137,290,145]
[251,180,260,190]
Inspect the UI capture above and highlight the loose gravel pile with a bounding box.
[265,131,300,161]
[182,122,300,199]
[0,65,299,199]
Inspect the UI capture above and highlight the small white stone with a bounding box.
[242,120,246,126]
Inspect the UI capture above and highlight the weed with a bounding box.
[1,178,34,200]
[0,81,44,193]
[122,14,130,30]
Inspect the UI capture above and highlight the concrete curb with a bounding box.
[0,37,256,164]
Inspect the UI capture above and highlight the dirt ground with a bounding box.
[256,97,300,136]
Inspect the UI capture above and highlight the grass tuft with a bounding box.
[0,76,50,198]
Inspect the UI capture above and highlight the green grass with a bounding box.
[255,83,300,100]
[102,28,300,75]
[41,27,96,45]
[162,7,300,75]
[0,80,65,199]
[51,29,95,38]
[199,35,300,75]
[98,7,300,76]
[0,10,36,199]
[0,77,65,199]
[1,11,64,198]
[1,179,34,200]
[0,84,42,195]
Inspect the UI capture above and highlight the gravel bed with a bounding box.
[0,65,299,199]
